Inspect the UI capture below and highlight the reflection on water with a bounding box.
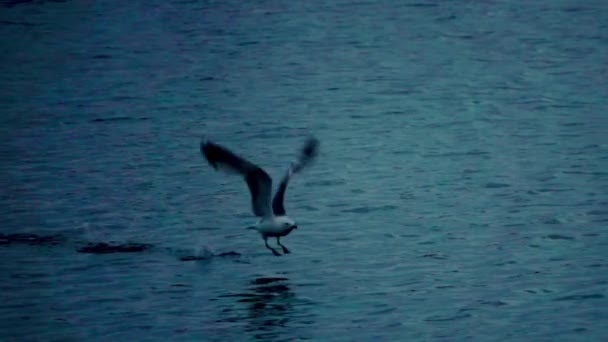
[243,277,294,339]
[218,276,312,340]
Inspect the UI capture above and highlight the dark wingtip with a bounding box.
[300,136,320,163]
[200,138,218,169]
[200,138,209,157]
[303,136,320,158]
[290,135,320,174]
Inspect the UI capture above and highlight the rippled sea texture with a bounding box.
[1,0,607,340]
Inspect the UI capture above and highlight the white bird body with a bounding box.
[200,136,319,256]
[256,215,297,237]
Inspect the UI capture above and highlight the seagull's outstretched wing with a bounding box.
[272,136,320,216]
[201,140,273,218]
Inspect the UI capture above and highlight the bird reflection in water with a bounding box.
[218,276,300,340]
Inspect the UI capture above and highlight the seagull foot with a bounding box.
[265,238,282,256]
[281,246,290,254]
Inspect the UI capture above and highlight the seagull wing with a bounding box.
[201,139,273,218]
[272,136,320,216]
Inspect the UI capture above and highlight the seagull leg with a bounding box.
[277,237,290,254]
[264,237,281,256]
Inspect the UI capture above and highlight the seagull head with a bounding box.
[275,216,298,230]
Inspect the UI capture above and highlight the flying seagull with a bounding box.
[200,136,320,256]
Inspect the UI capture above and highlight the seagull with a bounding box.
[200,136,320,256]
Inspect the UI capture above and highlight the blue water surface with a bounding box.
[1,0,607,340]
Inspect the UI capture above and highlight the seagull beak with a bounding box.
[292,224,298,229]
